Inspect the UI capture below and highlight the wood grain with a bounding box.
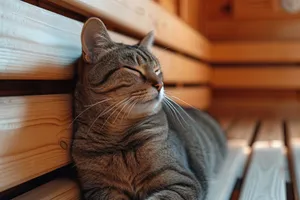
[13,178,80,200]
[212,42,300,63]
[213,67,300,89]
[2,0,210,83]
[239,120,286,200]
[226,119,257,145]
[165,87,211,109]
[0,0,81,80]
[217,117,234,131]
[287,120,300,199]
[46,0,211,60]
[0,95,72,192]
[206,19,300,41]
[155,0,179,15]
[207,141,250,200]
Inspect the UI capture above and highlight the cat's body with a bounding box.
[73,17,227,200]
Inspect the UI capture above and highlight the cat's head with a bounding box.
[79,17,164,118]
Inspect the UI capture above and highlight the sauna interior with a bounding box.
[1,0,300,199]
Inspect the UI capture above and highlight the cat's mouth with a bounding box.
[132,88,161,103]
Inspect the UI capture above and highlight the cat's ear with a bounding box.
[138,31,155,51]
[81,17,113,63]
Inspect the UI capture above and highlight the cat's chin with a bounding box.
[129,99,162,118]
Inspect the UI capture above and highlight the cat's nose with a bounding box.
[153,82,163,91]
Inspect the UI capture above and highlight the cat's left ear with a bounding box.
[81,17,113,63]
[138,31,155,51]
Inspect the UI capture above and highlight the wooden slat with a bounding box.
[3,0,210,83]
[165,87,211,109]
[0,0,81,80]
[226,118,257,146]
[207,141,250,200]
[210,89,300,119]
[239,120,286,200]
[155,0,179,15]
[287,120,300,199]
[217,117,234,131]
[0,95,72,192]
[13,178,79,200]
[213,67,300,89]
[212,42,300,63]
[206,19,300,42]
[46,0,210,60]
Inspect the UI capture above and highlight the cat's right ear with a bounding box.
[81,17,112,63]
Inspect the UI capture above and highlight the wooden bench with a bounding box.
[2,0,300,199]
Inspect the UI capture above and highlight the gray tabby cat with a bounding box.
[73,17,227,200]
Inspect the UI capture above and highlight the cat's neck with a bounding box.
[74,108,168,153]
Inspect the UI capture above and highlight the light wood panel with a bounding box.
[239,120,286,200]
[166,87,211,109]
[226,118,257,145]
[213,67,300,89]
[287,120,300,199]
[155,0,179,15]
[0,95,72,192]
[46,0,211,60]
[207,141,250,200]
[179,0,204,32]
[2,0,210,83]
[212,42,300,63]
[0,0,81,80]
[13,178,79,200]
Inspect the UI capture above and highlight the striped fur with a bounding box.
[73,18,227,200]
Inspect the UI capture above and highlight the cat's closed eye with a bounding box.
[122,65,144,78]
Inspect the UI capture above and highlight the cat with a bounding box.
[72,17,227,200]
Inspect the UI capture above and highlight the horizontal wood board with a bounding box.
[2,0,210,84]
[0,95,72,192]
[212,42,300,63]
[212,67,300,89]
[46,0,211,60]
[13,178,80,200]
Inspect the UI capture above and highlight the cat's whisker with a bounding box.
[84,98,111,108]
[164,95,196,123]
[163,98,186,128]
[86,98,128,135]
[69,98,111,128]
[164,96,191,126]
[165,93,197,110]
[112,98,132,124]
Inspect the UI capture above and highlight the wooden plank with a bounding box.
[155,0,179,15]
[206,19,300,41]
[0,95,72,192]
[287,120,300,199]
[46,0,211,60]
[165,87,211,109]
[210,89,300,119]
[212,42,300,63]
[226,118,257,145]
[13,178,80,200]
[213,67,300,89]
[239,120,286,200]
[2,0,210,83]
[217,117,234,131]
[207,141,250,200]
[0,0,81,80]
